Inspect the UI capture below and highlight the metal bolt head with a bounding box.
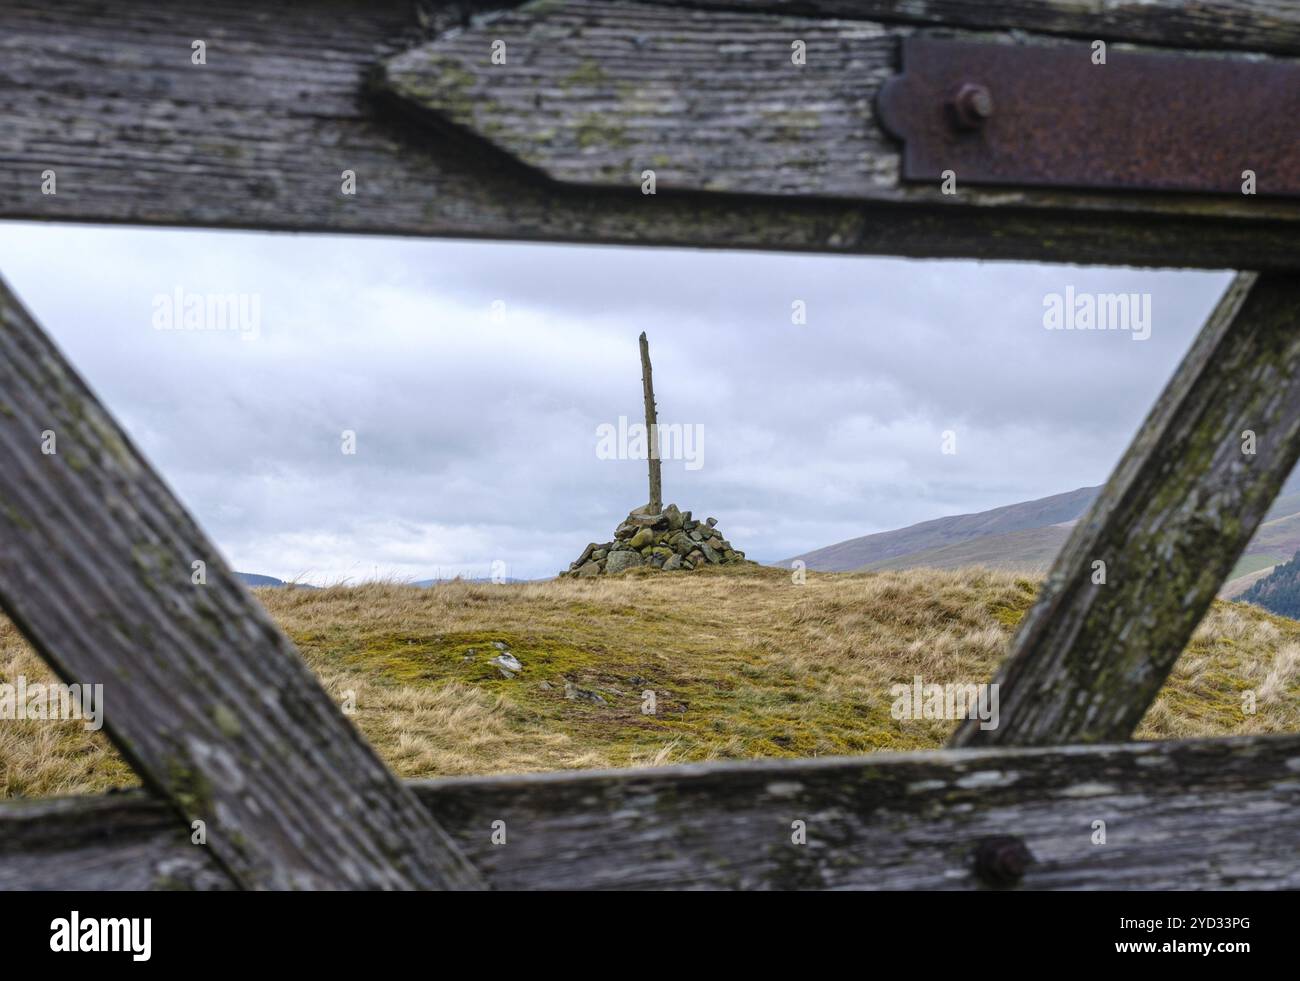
[972,835,1034,887]
[948,82,994,131]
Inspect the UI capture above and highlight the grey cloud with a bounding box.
[0,222,1232,579]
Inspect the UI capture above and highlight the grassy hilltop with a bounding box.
[4,565,1299,798]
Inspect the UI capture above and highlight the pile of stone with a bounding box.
[565,503,752,577]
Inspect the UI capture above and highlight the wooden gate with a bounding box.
[0,0,1297,890]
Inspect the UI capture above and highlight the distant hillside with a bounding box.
[1240,550,1300,618]
[236,572,530,588]
[783,486,1099,572]
[861,523,1074,574]
[236,572,289,587]
[235,572,315,589]
[1235,510,1300,561]
[785,473,1300,579]
[1221,563,1277,600]
[413,577,531,587]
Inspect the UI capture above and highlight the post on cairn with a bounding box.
[639,331,662,514]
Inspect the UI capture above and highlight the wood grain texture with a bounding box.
[5,734,1299,890]
[0,276,482,891]
[380,0,898,198]
[379,0,1300,209]
[0,0,1297,269]
[953,272,1300,748]
[649,1,1300,56]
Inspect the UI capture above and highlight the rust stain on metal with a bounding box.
[876,36,1300,197]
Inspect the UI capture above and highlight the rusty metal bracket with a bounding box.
[876,36,1300,198]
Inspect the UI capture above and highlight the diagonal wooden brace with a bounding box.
[953,272,1300,747]
[0,276,483,889]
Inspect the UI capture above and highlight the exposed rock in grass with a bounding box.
[564,680,607,705]
[490,652,522,678]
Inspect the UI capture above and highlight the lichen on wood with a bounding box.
[4,733,1298,890]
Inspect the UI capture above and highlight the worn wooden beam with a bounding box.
[0,276,482,890]
[0,0,1297,269]
[952,272,1300,748]
[650,1,1300,56]
[378,0,900,199]
[379,0,1300,202]
[5,734,1299,890]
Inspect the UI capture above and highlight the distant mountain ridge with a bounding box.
[235,571,530,588]
[238,474,1300,593]
[235,572,315,589]
[857,523,1076,575]
[782,473,1300,586]
[412,577,532,587]
[783,486,1100,572]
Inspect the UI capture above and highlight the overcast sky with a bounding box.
[0,222,1232,582]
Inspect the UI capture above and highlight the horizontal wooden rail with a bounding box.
[0,0,1296,269]
[650,1,1300,56]
[5,734,1299,890]
[379,1,1300,201]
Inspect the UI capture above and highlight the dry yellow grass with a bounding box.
[3,565,1298,798]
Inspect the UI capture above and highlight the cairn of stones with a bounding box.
[566,332,752,577]
[567,503,749,576]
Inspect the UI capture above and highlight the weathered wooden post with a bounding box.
[639,331,662,514]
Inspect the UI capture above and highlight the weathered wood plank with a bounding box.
[952,272,1300,748]
[5,735,1299,890]
[651,1,1300,56]
[379,1,898,199]
[380,0,1300,202]
[0,794,235,891]
[0,0,1297,269]
[0,276,482,890]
